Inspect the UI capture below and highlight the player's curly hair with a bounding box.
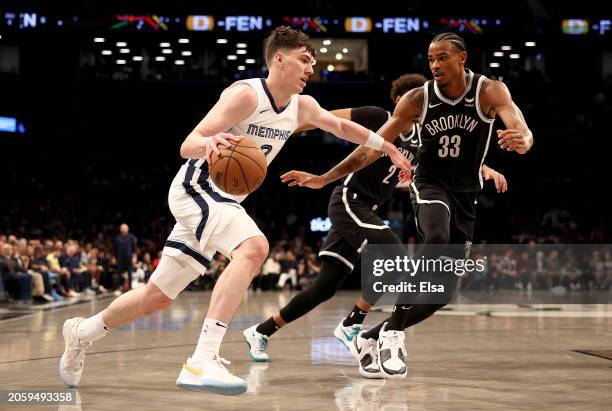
[264,26,316,66]
[390,73,427,103]
[431,32,467,53]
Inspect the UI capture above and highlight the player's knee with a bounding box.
[425,228,450,244]
[143,282,173,313]
[235,236,269,267]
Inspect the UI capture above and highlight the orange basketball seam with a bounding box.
[232,156,250,194]
[231,149,267,175]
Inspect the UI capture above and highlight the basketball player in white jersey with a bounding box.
[58,26,411,396]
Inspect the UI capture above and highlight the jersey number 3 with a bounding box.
[438,134,461,158]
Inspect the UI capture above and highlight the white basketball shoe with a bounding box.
[59,318,92,387]
[243,324,270,362]
[176,355,247,396]
[333,320,362,359]
[353,331,382,379]
[377,323,408,379]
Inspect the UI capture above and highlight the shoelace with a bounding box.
[257,336,268,352]
[65,340,92,372]
[349,326,362,339]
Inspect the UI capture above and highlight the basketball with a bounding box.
[209,136,267,195]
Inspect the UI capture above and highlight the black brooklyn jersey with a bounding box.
[416,69,494,192]
[342,106,420,204]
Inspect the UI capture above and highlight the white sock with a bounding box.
[192,318,228,361]
[77,312,111,343]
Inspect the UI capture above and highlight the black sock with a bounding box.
[342,305,368,326]
[361,317,389,340]
[256,317,280,337]
[386,304,412,331]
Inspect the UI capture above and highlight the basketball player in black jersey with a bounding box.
[243,72,508,376]
[286,32,533,379]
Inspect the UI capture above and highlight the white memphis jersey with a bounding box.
[183,77,299,203]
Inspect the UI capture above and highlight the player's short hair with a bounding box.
[390,73,427,102]
[431,32,467,53]
[264,26,316,66]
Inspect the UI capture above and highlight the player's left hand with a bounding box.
[497,129,529,153]
[280,170,328,189]
[398,170,413,184]
[483,167,508,193]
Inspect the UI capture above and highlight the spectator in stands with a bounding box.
[0,243,32,302]
[113,223,138,292]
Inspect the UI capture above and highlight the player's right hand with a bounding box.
[388,149,412,183]
[280,170,328,189]
[204,132,242,164]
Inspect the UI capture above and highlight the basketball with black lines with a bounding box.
[209,136,267,195]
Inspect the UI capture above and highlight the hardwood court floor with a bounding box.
[0,291,611,410]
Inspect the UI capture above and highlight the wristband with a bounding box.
[364,131,385,150]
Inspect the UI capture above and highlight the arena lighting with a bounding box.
[490,62,500,68]
[175,60,185,65]
[162,49,173,54]
[342,48,348,53]
[335,53,343,60]
[116,59,126,64]
[323,39,331,45]
[245,58,256,64]
[501,45,511,51]
[236,43,247,48]
[525,41,536,47]
[227,55,237,60]
[236,49,247,54]
[178,38,189,43]
[160,42,170,47]
[237,65,246,70]
[216,38,228,44]
[119,48,130,54]
[93,37,105,43]
[101,50,112,55]
[494,51,504,57]
[327,64,334,71]
[319,47,328,53]
[510,53,520,59]
[115,41,127,47]
[155,56,165,61]
[181,51,192,56]
[133,56,143,61]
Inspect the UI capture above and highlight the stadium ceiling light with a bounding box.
[101,50,112,55]
[217,38,228,44]
[327,64,335,71]
[178,38,190,44]
[236,43,247,48]
[342,48,348,53]
[489,62,500,68]
[335,53,343,60]
[227,55,237,60]
[93,37,105,43]
[181,51,192,56]
[501,45,512,51]
[116,41,127,47]
[320,47,327,53]
[155,56,166,61]
[162,49,173,54]
[323,39,332,46]
[175,60,185,65]
[119,48,130,54]
[510,53,520,59]
[525,41,536,47]
[133,56,143,61]
[494,51,504,57]
[236,49,247,55]
[160,42,171,47]
[245,58,256,64]
[116,59,126,65]
[238,65,246,71]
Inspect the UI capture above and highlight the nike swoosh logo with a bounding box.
[216,321,227,328]
[465,97,475,103]
[183,363,203,376]
[428,102,443,109]
[260,109,271,114]
[378,340,384,349]
[356,342,362,354]
[342,329,354,341]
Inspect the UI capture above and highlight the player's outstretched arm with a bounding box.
[483,80,533,154]
[297,95,411,174]
[482,164,508,193]
[180,84,256,163]
[292,108,352,133]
